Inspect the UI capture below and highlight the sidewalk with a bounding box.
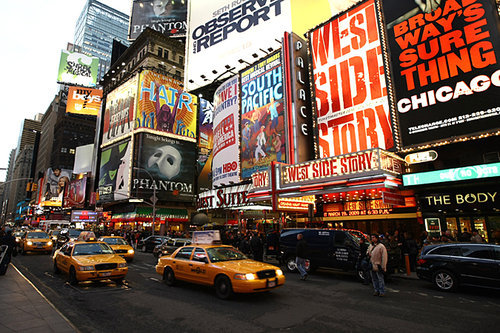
[0,264,77,333]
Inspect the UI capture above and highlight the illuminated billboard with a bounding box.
[39,168,72,207]
[383,0,500,148]
[198,98,214,192]
[102,75,138,145]
[185,0,292,91]
[66,86,102,116]
[240,51,285,179]
[64,177,87,209]
[129,0,187,40]
[98,140,132,202]
[57,50,99,87]
[136,70,197,140]
[212,76,241,187]
[132,133,195,202]
[309,0,394,158]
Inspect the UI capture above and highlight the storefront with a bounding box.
[110,207,189,233]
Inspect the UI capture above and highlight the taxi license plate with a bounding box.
[36,245,44,248]
[100,272,112,277]
[267,280,276,288]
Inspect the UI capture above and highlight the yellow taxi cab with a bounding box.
[53,238,128,285]
[156,240,286,299]
[99,236,135,262]
[19,230,53,255]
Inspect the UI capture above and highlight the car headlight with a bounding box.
[234,273,256,280]
[276,269,283,276]
[16,237,20,242]
[127,249,134,254]
[78,266,94,271]
[118,263,127,268]
[27,241,33,246]
[47,241,53,246]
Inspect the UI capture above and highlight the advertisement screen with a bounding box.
[309,0,394,158]
[212,76,241,187]
[40,168,72,207]
[198,98,214,192]
[98,140,132,202]
[240,52,285,179]
[64,177,87,209]
[129,0,187,40]
[66,86,102,116]
[57,50,99,87]
[185,0,292,91]
[132,133,195,202]
[102,75,138,145]
[136,70,197,140]
[383,0,500,148]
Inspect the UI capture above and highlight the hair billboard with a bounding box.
[57,50,99,87]
[136,70,197,140]
[66,87,102,116]
[102,75,138,145]
[309,0,394,158]
[98,140,132,202]
[240,51,286,179]
[382,0,500,148]
[212,76,241,187]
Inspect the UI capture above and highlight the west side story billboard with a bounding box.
[309,0,394,158]
[212,76,241,187]
[185,0,292,91]
[383,0,500,148]
[129,0,188,40]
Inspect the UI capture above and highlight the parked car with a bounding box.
[416,243,500,291]
[56,229,84,249]
[154,238,191,258]
[138,235,169,253]
[279,228,363,279]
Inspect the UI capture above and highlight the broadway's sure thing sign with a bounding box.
[383,0,500,148]
[309,0,394,158]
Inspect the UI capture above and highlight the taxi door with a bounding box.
[57,244,74,273]
[184,248,210,285]
[171,247,194,280]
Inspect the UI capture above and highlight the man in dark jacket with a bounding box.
[296,233,308,280]
[0,229,17,275]
[250,232,263,261]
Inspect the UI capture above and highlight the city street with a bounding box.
[11,251,500,333]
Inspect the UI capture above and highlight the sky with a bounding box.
[0,0,132,181]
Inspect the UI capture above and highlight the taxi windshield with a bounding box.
[27,232,48,239]
[50,230,60,236]
[73,243,114,256]
[68,230,83,237]
[206,247,247,262]
[103,238,128,245]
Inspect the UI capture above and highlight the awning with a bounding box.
[111,207,189,223]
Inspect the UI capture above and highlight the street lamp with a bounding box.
[133,167,156,236]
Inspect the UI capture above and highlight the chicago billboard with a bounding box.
[129,0,188,40]
[212,76,241,187]
[383,0,500,148]
[309,0,394,158]
[136,70,197,140]
[240,52,285,179]
[102,75,138,145]
[132,133,195,202]
[57,50,99,87]
[66,86,102,116]
[98,140,132,202]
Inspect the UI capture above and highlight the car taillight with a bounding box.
[417,259,426,266]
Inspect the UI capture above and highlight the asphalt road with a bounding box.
[11,251,500,333]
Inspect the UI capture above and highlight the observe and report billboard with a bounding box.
[383,0,500,148]
[309,0,394,158]
[57,50,99,87]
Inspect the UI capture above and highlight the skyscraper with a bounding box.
[74,0,130,80]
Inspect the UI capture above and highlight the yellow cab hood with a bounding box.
[110,244,132,251]
[212,259,278,274]
[28,238,51,242]
[73,254,124,266]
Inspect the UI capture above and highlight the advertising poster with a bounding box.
[129,0,188,40]
[102,75,138,145]
[57,50,99,87]
[132,133,195,202]
[198,98,214,192]
[40,168,72,207]
[240,52,285,179]
[136,70,197,140]
[63,177,87,209]
[309,0,394,158]
[212,76,241,186]
[98,140,132,202]
[66,86,102,116]
[185,0,292,90]
[383,0,500,148]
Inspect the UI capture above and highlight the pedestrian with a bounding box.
[358,237,370,285]
[459,228,472,242]
[0,229,17,275]
[369,234,388,297]
[296,233,308,280]
[250,232,263,261]
[470,229,483,243]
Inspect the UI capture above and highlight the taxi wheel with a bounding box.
[53,260,60,274]
[68,267,78,286]
[164,267,176,286]
[215,275,233,300]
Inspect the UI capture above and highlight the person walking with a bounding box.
[369,234,388,297]
[250,232,263,261]
[296,233,308,280]
[0,229,17,275]
[470,229,483,243]
[358,237,370,285]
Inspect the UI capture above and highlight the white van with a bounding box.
[39,220,71,232]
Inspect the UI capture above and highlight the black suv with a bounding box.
[56,229,83,249]
[138,235,169,253]
[279,228,362,278]
[416,243,500,291]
